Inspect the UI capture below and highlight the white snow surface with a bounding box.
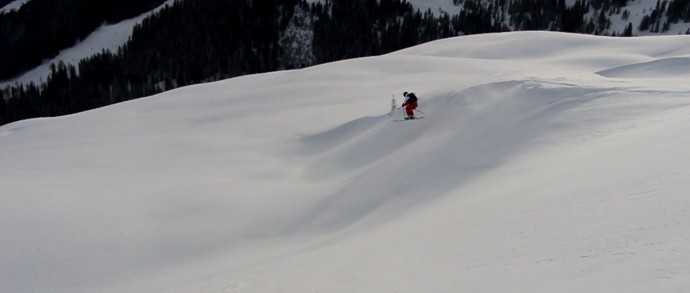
[306,0,462,14]
[0,0,30,13]
[405,0,461,14]
[3,31,690,292]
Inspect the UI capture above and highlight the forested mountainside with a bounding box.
[0,0,168,81]
[2,0,690,126]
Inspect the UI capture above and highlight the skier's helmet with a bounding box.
[403,91,408,97]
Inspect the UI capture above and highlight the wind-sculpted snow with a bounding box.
[3,32,690,292]
[295,80,610,232]
[597,57,690,78]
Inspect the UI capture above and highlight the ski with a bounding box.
[393,117,424,122]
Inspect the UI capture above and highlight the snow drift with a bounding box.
[2,31,690,292]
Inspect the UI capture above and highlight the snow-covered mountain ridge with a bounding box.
[2,31,690,292]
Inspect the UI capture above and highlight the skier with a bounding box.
[402,91,419,120]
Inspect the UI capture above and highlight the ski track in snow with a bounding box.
[3,32,690,292]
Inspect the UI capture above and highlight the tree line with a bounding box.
[0,0,168,81]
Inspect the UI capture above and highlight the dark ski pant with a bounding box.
[405,102,418,117]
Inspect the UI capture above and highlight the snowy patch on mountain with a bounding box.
[600,0,690,36]
[304,0,461,14]
[0,0,176,88]
[0,0,29,13]
[407,0,462,14]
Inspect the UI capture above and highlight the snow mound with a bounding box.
[294,80,610,231]
[597,57,690,78]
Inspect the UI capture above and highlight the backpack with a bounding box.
[406,93,418,104]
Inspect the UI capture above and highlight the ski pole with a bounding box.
[414,109,426,115]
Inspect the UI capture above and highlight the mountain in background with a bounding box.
[0,0,12,8]
[1,0,690,126]
[0,0,168,81]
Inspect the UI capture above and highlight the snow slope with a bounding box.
[0,0,29,13]
[2,31,690,292]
